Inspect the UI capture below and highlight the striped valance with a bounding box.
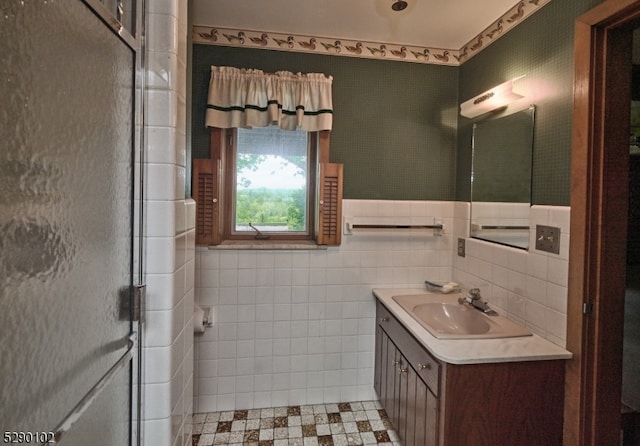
[205,66,333,131]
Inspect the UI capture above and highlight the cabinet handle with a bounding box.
[379,317,389,322]
[418,362,432,371]
[392,359,401,366]
[399,367,408,374]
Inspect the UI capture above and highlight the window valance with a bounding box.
[205,66,333,131]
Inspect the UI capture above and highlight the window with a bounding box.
[193,128,342,246]
[230,126,315,239]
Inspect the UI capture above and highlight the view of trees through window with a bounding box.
[235,126,309,233]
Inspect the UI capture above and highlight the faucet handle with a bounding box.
[469,288,481,300]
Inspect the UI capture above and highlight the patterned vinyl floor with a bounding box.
[192,401,402,446]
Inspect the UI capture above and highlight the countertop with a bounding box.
[373,287,573,365]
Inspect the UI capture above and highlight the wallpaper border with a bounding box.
[192,0,550,66]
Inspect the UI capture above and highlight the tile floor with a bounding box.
[192,401,402,446]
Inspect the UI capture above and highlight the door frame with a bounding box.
[567,0,640,444]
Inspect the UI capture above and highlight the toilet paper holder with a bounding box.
[194,305,213,333]
[200,306,213,327]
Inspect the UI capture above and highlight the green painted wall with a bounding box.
[191,45,458,200]
[191,0,603,205]
[456,0,601,206]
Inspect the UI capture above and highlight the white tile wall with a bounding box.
[453,203,570,346]
[194,199,456,413]
[193,200,571,413]
[142,1,193,446]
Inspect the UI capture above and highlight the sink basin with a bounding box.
[392,294,532,339]
[413,303,492,335]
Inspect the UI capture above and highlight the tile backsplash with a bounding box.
[193,200,570,412]
[453,202,570,346]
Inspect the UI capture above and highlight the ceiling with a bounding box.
[191,0,531,53]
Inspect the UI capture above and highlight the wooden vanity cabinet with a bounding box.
[375,302,440,446]
[374,299,565,446]
[376,327,439,446]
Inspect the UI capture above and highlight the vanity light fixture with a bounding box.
[460,76,525,118]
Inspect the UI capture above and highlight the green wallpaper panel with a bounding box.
[456,0,602,206]
[192,0,603,204]
[191,45,458,200]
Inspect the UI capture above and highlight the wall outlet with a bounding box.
[535,225,560,254]
[457,238,466,257]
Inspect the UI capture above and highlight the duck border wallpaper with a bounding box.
[192,0,551,66]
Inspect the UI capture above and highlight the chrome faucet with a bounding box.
[458,288,498,316]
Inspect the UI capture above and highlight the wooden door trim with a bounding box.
[567,1,639,444]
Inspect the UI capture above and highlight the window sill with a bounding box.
[207,240,328,250]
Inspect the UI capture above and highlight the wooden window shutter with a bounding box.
[193,159,220,245]
[316,162,343,245]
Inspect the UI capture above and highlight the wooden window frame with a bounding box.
[222,128,318,242]
[194,128,341,246]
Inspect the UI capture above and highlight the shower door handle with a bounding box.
[46,332,138,445]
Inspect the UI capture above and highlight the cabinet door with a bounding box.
[374,326,382,398]
[381,332,401,427]
[416,383,439,446]
[397,364,439,446]
[397,360,412,443]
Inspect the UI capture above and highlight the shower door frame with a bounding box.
[79,1,146,444]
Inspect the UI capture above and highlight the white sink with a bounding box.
[392,293,532,340]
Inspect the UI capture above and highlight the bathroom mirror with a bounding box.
[470,105,535,249]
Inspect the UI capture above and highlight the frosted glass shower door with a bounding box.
[0,1,143,445]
